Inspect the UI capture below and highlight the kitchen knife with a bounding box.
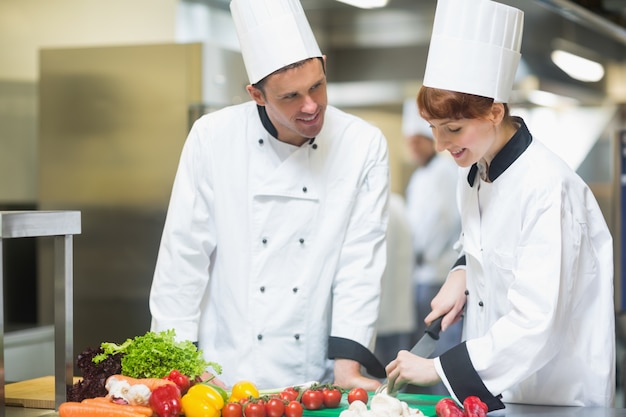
[384,315,444,396]
[409,315,443,357]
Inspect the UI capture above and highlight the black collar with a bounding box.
[257,105,278,139]
[468,117,532,186]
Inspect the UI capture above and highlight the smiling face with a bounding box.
[246,58,327,146]
[428,117,499,168]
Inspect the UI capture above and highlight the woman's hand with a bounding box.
[385,350,440,392]
[425,268,467,331]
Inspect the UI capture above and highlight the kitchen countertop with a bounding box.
[4,404,626,417]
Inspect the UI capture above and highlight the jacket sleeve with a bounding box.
[149,119,217,342]
[328,126,389,375]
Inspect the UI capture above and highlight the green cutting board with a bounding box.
[303,393,446,417]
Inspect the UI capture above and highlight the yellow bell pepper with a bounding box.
[181,384,224,417]
[228,380,259,403]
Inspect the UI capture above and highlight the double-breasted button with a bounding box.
[294,334,300,340]
[464,290,469,295]
[257,334,263,340]
[478,301,484,307]
[299,238,305,244]
[302,187,308,193]
[262,238,268,245]
[292,287,298,293]
[312,144,318,149]
[260,286,265,293]
[258,139,264,145]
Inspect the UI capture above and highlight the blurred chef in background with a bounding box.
[150,0,389,391]
[374,192,415,367]
[402,97,461,395]
[386,0,615,410]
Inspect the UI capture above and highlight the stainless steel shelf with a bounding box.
[0,211,81,416]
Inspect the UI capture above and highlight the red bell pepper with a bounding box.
[435,398,464,417]
[462,396,488,417]
[149,384,182,417]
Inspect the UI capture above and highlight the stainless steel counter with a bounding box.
[493,404,626,417]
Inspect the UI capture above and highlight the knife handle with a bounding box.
[425,316,444,340]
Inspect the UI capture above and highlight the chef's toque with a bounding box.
[402,98,432,139]
[230,0,323,85]
[423,0,524,103]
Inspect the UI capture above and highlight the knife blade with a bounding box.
[409,315,443,357]
[386,315,444,396]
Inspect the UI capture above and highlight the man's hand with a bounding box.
[333,358,382,391]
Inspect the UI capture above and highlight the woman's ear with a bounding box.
[246,84,266,106]
[489,102,506,125]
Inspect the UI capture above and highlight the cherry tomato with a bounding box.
[222,402,243,417]
[164,369,191,395]
[322,387,342,408]
[265,397,286,417]
[347,387,368,404]
[280,387,299,402]
[284,400,304,417]
[300,389,324,410]
[245,402,267,417]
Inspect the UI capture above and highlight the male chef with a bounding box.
[149,0,389,391]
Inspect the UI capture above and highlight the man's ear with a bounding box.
[246,84,266,106]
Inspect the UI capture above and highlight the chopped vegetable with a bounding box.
[93,329,221,379]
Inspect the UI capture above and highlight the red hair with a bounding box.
[416,86,511,122]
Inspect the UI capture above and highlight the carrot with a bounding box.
[81,397,154,416]
[59,401,148,417]
[106,374,175,391]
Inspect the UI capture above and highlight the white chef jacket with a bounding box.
[435,118,615,410]
[150,101,389,388]
[405,154,460,285]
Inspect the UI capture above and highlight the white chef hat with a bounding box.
[230,0,323,85]
[423,0,524,103]
[402,98,432,139]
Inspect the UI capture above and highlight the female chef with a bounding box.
[385,0,615,410]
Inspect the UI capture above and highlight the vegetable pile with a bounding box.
[67,329,220,403]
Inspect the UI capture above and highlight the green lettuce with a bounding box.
[93,329,221,379]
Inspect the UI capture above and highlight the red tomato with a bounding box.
[265,397,286,417]
[300,389,324,410]
[222,402,243,417]
[284,400,304,417]
[245,402,267,417]
[322,388,342,408]
[347,388,368,404]
[280,387,299,402]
